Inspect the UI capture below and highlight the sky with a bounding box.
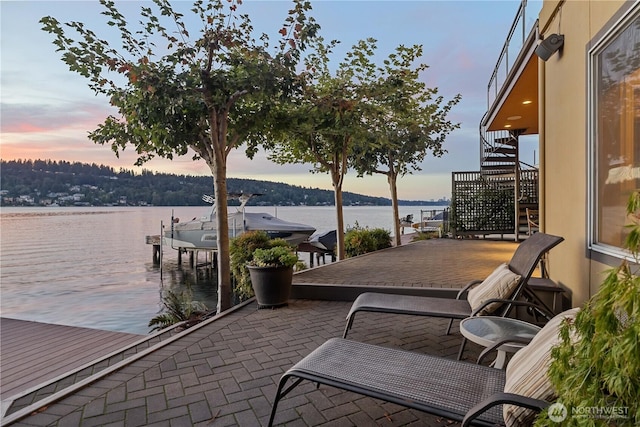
[0,0,541,201]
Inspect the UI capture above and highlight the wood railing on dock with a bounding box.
[147,235,335,269]
[297,241,336,267]
[145,235,217,268]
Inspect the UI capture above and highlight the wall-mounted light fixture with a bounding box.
[535,34,564,61]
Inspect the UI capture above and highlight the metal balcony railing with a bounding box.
[486,0,542,110]
[481,0,541,174]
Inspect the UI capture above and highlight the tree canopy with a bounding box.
[41,0,319,312]
[269,38,460,253]
[351,44,461,245]
[40,0,461,307]
[267,37,375,260]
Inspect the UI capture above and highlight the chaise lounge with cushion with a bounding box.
[268,308,579,427]
[343,232,564,354]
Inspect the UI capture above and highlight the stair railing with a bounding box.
[480,117,518,171]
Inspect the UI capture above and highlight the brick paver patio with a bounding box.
[5,238,522,427]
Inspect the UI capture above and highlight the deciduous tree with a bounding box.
[41,0,318,312]
[268,38,374,260]
[352,44,461,245]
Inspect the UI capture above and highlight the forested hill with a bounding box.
[0,159,449,207]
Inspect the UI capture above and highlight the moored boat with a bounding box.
[307,230,337,252]
[164,194,316,249]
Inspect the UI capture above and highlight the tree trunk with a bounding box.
[388,172,402,246]
[333,182,346,260]
[209,161,233,314]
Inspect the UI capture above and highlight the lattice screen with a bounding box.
[451,170,538,237]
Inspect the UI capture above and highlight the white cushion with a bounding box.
[503,308,580,426]
[467,263,521,315]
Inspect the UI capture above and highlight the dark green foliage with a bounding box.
[148,289,208,332]
[39,0,321,313]
[229,231,298,298]
[370,228,393,250]
[347,43,461,246]
[535,191,640,426]
[230,231,273,298]
[410,231,439,241]
[250,246,299,268]
[344,223,391,257]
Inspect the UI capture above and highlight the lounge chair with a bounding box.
[343,232,564,357]
[268,308,579,427]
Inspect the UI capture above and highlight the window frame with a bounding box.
[588,4,640,260]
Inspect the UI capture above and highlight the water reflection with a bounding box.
[1,206,441,334]
[158,261,218,310]
[146,259,249,333]
[142,259,213,327]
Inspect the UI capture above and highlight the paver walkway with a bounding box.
[294,238,518,288]
[4,238,521,426]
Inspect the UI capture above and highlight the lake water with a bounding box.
[0,205,445,334]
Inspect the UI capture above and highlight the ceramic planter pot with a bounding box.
[247,265,294,309]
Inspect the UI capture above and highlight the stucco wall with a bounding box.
[539,0,629,305]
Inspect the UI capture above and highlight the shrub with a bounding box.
[534,191,640,426]
[344,223,391,257]
[410,231,439,241]
[230,231,303,298]
[230,231,272,298]
[148,289,208,332]
[250,245,299,268]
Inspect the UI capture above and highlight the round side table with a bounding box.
[460,316,541,369]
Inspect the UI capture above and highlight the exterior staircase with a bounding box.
[482,127,539,238]
[481,129,521,178]
[449,123,539,239]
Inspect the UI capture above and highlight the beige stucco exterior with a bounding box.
[538,0,632,305]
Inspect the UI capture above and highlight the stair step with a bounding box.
[494,137,517,146]
[481,165,517,171]
[481,171,515,179]
[480,172,517,181]
[490,147,517,155]
[483,156,517,163]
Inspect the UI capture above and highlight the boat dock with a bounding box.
[146,236,336,268]
[146,235,218,268]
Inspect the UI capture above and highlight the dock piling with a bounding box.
[146,235,162,264]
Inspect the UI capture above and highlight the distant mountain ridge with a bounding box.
[0,159,449,207]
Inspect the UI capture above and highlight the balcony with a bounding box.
[483,0,542,135]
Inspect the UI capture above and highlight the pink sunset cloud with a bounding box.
[3,123,50,133]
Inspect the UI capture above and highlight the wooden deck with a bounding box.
[0,317,143,401]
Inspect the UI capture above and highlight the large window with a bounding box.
[591,7,640,255]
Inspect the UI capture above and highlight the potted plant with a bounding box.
[247,244,299,308]
[230,231,302,309]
